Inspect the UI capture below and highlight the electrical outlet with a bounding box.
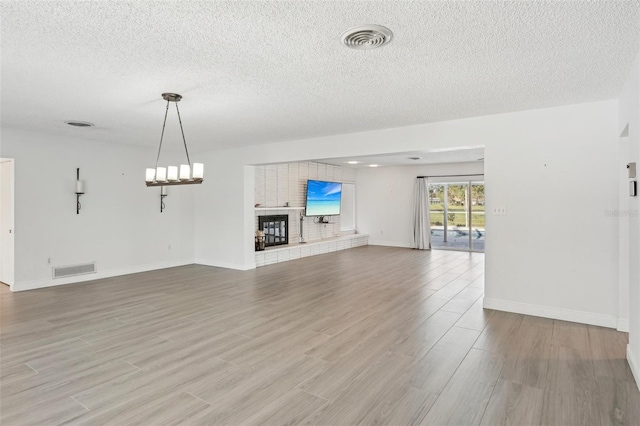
[47,257,51,265]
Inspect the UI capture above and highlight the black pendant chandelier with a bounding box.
[145,93,203,187]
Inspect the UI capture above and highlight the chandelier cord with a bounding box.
[155,100,171,169]
[174,102,192,168]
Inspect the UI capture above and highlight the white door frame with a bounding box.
[618,134,631,332]
[0,158,15,288]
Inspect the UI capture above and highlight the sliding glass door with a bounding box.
[428,180,485,252]
[470,182,485,251]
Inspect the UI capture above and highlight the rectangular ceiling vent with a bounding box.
[52,262,96,279]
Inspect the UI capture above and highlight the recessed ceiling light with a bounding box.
[409,156,422,160]
[65,121,95,128]
[341,25,393,50]
[368,164,379,168]
[346,161,359,164]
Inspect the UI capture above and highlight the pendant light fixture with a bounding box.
[145,93,203,187]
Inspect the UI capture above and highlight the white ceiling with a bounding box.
[319,147,485,168]
[2,1,639,153]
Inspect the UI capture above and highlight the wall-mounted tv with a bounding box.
[305,179,342,217]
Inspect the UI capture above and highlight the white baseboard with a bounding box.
[628,345,640,392]
[194,258,255,271]
[13,259,194,292]
[617,318,630,333]
[367,239,411,248]
[483,297,618,329]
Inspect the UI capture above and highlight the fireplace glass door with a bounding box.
[259,215,289,247]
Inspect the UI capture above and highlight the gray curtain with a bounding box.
[413,177,431,250]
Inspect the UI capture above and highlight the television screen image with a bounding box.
[305,180,342,216]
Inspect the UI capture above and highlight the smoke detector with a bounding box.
[341,25,393,50]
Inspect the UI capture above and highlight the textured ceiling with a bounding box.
[1,1,639,153]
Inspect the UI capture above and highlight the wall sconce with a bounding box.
[160,186,167,212]
[75,168,85,214]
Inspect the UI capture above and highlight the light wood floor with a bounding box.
[1,246,638,425]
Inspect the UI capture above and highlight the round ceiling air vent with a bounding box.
[341,25,393,50]
[65,121,95,127]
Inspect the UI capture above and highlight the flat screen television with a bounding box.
[305,179,342,216]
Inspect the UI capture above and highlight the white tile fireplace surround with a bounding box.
[255,233,369,267]
[254,161,366,267]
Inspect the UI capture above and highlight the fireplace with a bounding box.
[258,215,289,248]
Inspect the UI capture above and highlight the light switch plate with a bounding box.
[629,162,636,178]
[492,206,507,216]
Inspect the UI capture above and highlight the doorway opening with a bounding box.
[428,179,485,252]
[0,158,15,288]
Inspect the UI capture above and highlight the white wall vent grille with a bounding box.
[52,262,96,279]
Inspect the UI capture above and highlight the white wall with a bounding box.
[356,162,484,247]
[0,128,196,291]
[194,100,621,331]
[341,167,357,182]
[619,51,640,388]
[481,106,619,327]
[194,155,250,270]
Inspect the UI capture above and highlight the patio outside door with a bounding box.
[428,180,485,252]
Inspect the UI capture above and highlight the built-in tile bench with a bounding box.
[255,233,369,267]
